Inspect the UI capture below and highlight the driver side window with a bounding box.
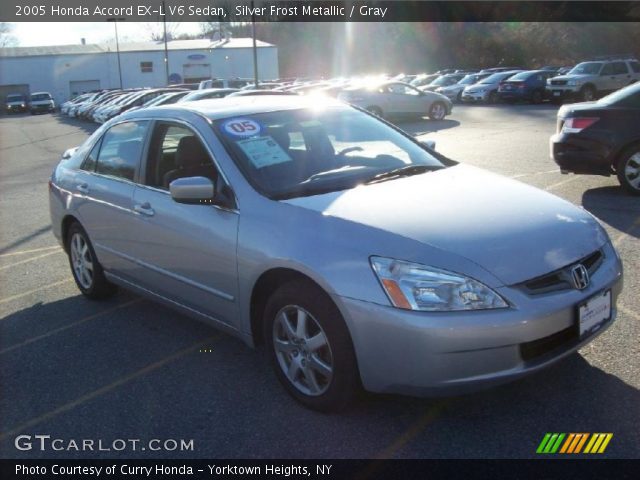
[144,122,219,191]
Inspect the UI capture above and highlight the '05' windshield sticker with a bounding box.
[221,118,262,137]
[237,136,293,168]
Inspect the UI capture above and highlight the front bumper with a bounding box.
[461,91,488,102]
[6,104,27,113]
[546,86,580,100]
[338,243,623,396]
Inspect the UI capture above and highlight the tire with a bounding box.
[581,85,596,102]
[531,90,543,104]
[487,91,497,104]
[366,106,384,118]
[263,280,360,412]
[616,146,640,196]
[456,91,463,103]
[66,222,117,299]
[428,101,447,120]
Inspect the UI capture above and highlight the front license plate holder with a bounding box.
[578,289,611,337]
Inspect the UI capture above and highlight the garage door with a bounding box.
[69,80,100,98]
[183,64,211,83]
[0,84,30,105]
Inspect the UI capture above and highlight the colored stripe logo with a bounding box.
[537,433,613,454]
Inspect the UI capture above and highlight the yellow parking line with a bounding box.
[0,278,72,305]
[0,299,141,353]
[0,246,60,258]
[0,250,63,272]
[374,402,445,459]
[0,335,219,442]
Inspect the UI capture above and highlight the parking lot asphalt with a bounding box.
[0,105,638,459]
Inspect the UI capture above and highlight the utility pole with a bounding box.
[162,0,170,85]
[107,18,125,89]
[251,1,259,87]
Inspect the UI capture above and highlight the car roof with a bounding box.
[129,95,346,121]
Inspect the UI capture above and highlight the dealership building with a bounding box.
[0,37,279,105]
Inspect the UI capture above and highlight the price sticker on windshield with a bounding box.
[222,118,262,137]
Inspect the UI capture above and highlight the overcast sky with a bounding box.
[10,22,203,47]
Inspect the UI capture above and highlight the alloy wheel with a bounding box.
[623,152,640,191]
[430,103,446,120]
[272,305,334,396]
[70,232,94,289]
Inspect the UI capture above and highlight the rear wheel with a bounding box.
[487,91,498,104]
[428,102,447,120]
[263,281,360,412]
[616,146,640,196]
[66,222,117,299]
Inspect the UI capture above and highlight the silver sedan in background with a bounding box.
[49,96,622,412]
[338,81,453,120]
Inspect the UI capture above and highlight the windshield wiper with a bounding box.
[364,165,440,184]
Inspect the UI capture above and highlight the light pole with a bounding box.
[162,0,170,85]
[251,1,259,87]
[107,18,125,89]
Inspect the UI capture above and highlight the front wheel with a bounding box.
[616,146,640,196]
[487,91,498,104]
[67,222,117,299]
[428,102,447,120]
[263,281,360,412]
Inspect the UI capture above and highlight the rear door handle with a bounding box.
[76,183,89,194]
[134,202,155,217]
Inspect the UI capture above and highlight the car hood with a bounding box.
[552,74,593,81]
[283,164,607,285]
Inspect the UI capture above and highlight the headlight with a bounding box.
[567,80,582,87]
[370,257,508,312]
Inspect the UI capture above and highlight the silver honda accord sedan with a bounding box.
[49,96,623,411]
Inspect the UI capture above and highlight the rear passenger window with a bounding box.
[612,62,628,75]
[95,121,148,181]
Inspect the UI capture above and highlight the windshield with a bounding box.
[480,72,513,84]
[459,75,479,85]
[7,95,25,102]
[506,71,533,81]
[430,76,456,86]
[213,106,445,199]
[569,62,603,75]
[31,93,52,101]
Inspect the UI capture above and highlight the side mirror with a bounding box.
[169,176,215,204]
[420,140,436,151]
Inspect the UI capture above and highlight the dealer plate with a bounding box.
[578,289,611,337]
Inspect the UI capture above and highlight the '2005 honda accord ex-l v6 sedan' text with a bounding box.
[49,96,623,411]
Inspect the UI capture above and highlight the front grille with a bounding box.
[519,250,604,295]
[551,80,568,86]
[520,324,578,362]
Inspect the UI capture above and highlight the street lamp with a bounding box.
[107,17,125,89]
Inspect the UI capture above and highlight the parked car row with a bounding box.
[60,87,189,123]
[4,92,55,114]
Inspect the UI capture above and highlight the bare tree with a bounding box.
[144,22,181,42]
[0,23,18,47]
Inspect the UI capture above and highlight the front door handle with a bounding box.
[134,202,155,217]
[76,183,89,194]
